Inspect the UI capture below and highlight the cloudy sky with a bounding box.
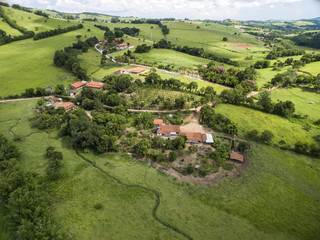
[6,0,320,20]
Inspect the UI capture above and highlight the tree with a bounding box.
[258,91,274,113]
[223,37,228,41]
[168,151,178,162]
[187,82,198,92]
[54,84,67,96]
[260,130,274,144]
[133,139,151,157]
[106,94,120,106]
[114,75,132,92]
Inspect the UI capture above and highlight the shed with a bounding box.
[230,152,244,163]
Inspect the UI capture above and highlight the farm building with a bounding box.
[157,125,181,136]
[129,67,148,74]
[230,152,244,163]
[70,81,86,90]
[60,102,76,112]
[116,43,128,50]
[153,119,164,126]
[86,81,104,90]
[181,132,214,144]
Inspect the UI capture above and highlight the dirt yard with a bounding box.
[228,41,254,49]
[180,112,209,133]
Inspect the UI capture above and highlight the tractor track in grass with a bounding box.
[4,116,193,239]
[74,149,193,240]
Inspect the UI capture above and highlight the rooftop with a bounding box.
[230,152,244,162]
[129,67,147,74]
[157,125,180,135]
[60,102,75,111]
[154,119,164,125]
[87,81,104,89]
[71,81,86,89]
[182,132,207,142]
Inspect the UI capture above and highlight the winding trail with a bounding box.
[75,149,193,240]
[4,114,193,240]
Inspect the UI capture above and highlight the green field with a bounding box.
[269,87,320,120]
[215,104,320,147]
[0,17,22,36]
[300,61,320,75]
[0,100,320,239]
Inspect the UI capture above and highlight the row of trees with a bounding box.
[153,39,239,66]
[265,47,305,60]
[114,27,140,37]
[34,24,83,40]
[0,134,65,239]
[134,44,151,53]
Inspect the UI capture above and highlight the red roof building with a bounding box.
[86,81,104,89]
[129,67,148,74]
[230,152,244,163]
[70,81,86,90]
[182,132,207,143]
[60,102,76,112]
[116,43,127,49]
[154,119,163,126]
[157,125,181,136]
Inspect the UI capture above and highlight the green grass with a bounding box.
[0,23,106,97]
[3,6,76,33]
[214,104,320,147]
[0,100,320,239]
[0,17,22,36]
[300,61,320,76]
[269,87,320,121]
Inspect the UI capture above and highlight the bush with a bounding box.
[168,151,178,162]
[223,163,234,170]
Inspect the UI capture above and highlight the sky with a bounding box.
[5,0,320,20]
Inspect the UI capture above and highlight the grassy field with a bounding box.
[3,6,77,33]
[269,87,320,121]
[0,17,22,36]
[0,100,319,239]
[300,61,320,75]
[214,104,320,147]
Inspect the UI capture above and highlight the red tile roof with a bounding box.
[182,132,207,142]
[230,152,244,162]
[71,81,86,89]
[86,81,104,89]
[60,102,75,111]
[154,119,163,125]
[157,125,180,135]
[117,43,127,47]
[129,67,147,74]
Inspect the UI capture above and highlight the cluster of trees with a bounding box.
[270,68,320,90]
[294,140,320,157]
[153,39,239,66]
[45,146,63,180]
[200,105,238,134]
[257,91,295,118]
[290,32,320,49]
[253,60,270,69]
[0,134,64,239]
[0,2,9,7]
[159,22,169,35]
[54,37,98,80]
[135,44,151,53]
[94,24,110,31]
[265,47,305,60]
[246,129,274,144]
[34,10,49,18]
[198,62,257,87]
[34,24,83,40]
[114,27,140,36]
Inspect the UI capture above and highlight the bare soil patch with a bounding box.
[229,41,254,49]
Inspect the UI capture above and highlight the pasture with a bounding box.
[0,99,319,240]
[300,61,320,76]
[269,87,320,121]
[0,16,22,35]
[214,104,320,147]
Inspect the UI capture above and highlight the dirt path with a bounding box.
[247,85,280,98]
[0,97,42,103]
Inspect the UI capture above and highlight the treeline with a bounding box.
[34,24,83,40]
[134,44,151,53]
[34,10,49,18]
[265,47,305,60]
[153,39,239,66]
[53,37,98,80]
[129,19,169,35]
[114,27,140,36]
[159,22,169,35]
[290,32,320,49]
[0,134,65,239]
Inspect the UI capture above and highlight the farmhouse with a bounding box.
[129,67,148,74]
[115,69,126,74]
[153,119,164,126]
[86,81,104,90]
[70,81,86,90]
[181,132,214,144]
[116,43,128,50]
[157,125,181,136]
[230,152,244,163]
[60,102,76,112]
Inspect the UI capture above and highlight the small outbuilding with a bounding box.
[71,81,86,90]
[230,152,244,163]
[86,81,104,90]
[129,67,148,74]
[60,102,76,112]
[115,69,126,74]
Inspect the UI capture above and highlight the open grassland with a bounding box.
[0,101,319,239]
[255,67,290,89]
[214,104,320,147]
[3,6,77,33]
[300,61,320,75]
[269,87,320,121]
[0,24,105,97]
[0,17,22,35]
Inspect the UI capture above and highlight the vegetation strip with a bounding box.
[75,149,193,240]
